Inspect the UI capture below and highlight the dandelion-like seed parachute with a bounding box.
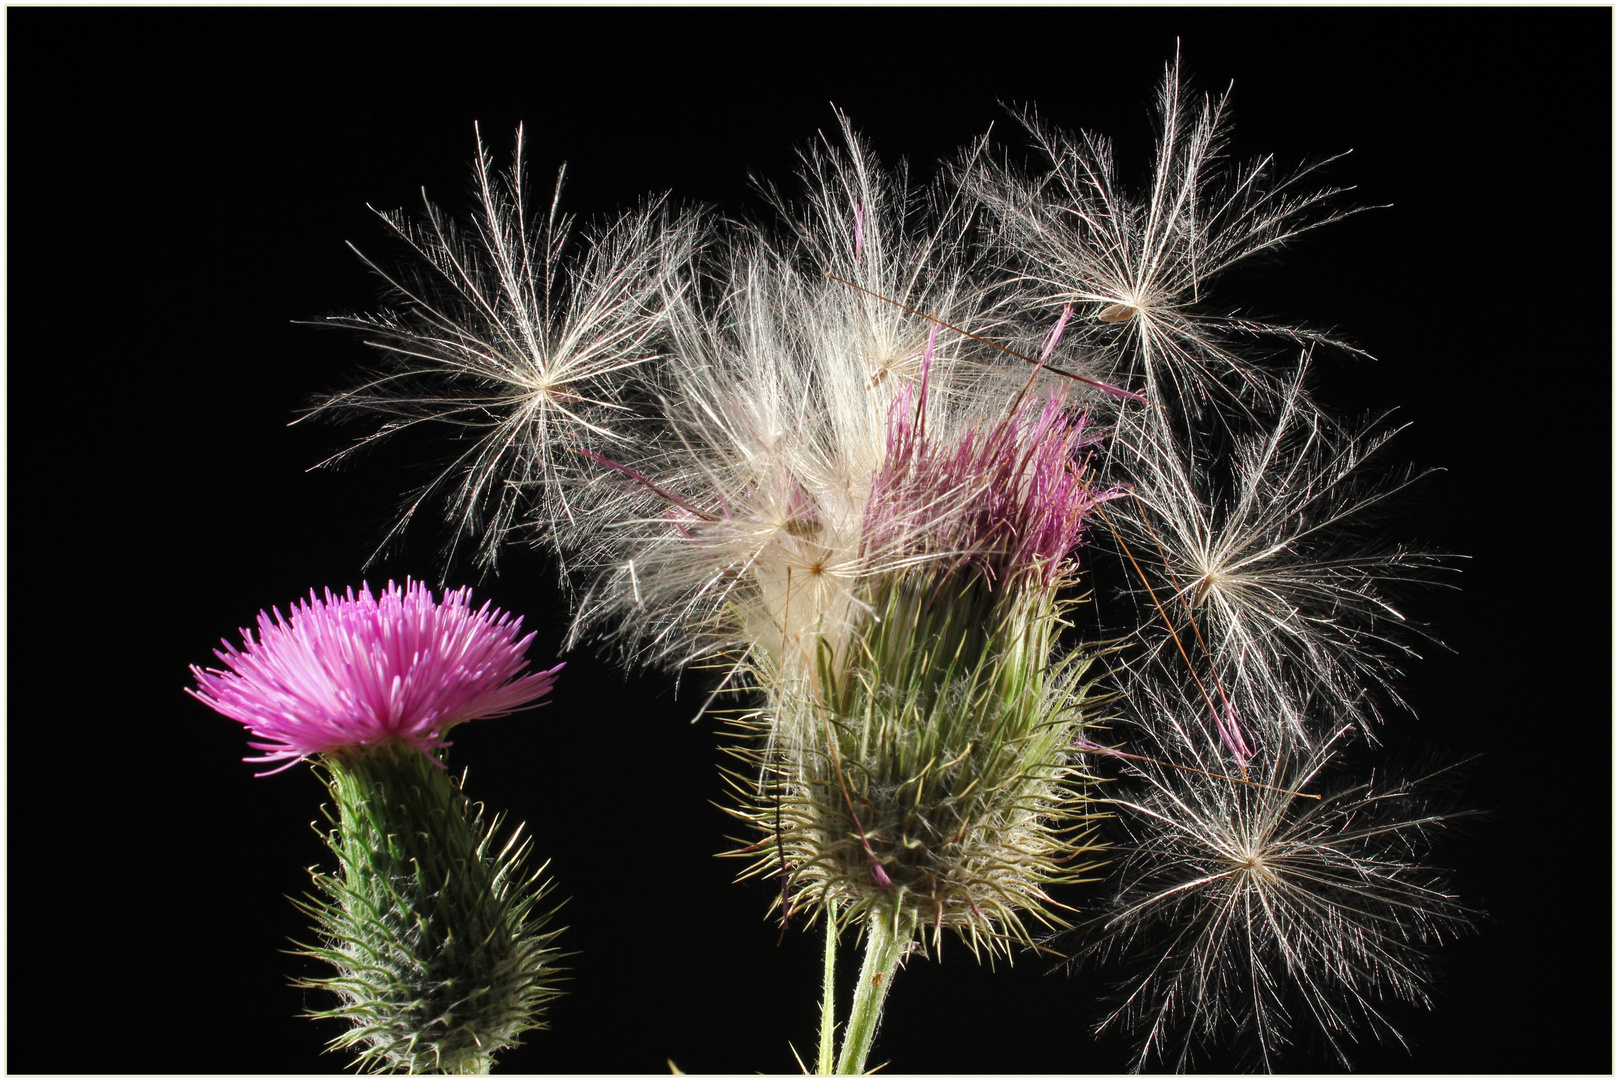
[564,239,902,679]
[763,109,996,400]
[1109,360,1449,739]
[967,54,1363,423]
[307,127,702,570]
[1081,681,1472,1072]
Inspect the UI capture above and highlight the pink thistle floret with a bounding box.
[866,385,1120,587]
[189,579,563,775]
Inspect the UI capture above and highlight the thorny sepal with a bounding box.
[728,568,1112,960]
[292,743,565,1074]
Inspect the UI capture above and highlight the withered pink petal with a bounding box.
[865,387,1121,587]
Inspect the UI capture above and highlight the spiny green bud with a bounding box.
[293,744,565,1074]
[731,571,1109,957]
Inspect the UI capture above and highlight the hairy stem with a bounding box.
[818,901,839,1074]
[834,912,909,1075]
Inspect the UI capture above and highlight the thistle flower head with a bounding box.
[720,343,1117,955]
[189,579,562,773]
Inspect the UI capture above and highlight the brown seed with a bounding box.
[1190,575,1214,607]
[1098,302,1136,323]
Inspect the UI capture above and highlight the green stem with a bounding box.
[435,1047,495,1075]
[834,911,910,1075]
[818,901,839,1075]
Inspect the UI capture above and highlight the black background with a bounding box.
[8,8,1610,1075]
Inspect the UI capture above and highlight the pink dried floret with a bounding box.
[189,579,563,774]
[867,383,1118,587]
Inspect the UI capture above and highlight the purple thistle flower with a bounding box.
[866,382,1119,588]
[189,580,563,774]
